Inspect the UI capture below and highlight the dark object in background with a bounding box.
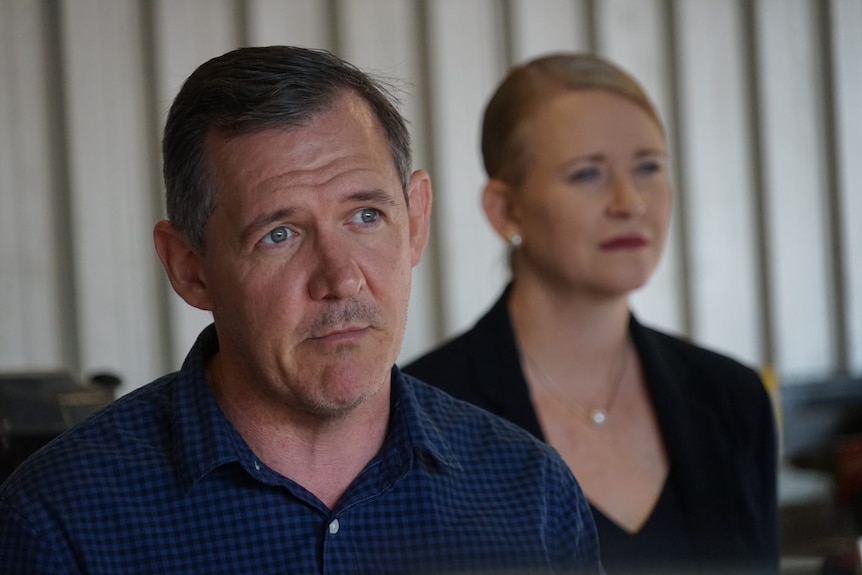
[782,376,862,470]
[0,372,119,483]
[780,376,862,572]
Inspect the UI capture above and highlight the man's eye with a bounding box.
[261,226,292,245]
[353,208,380,224]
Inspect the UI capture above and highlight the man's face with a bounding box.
[192,93,430,421]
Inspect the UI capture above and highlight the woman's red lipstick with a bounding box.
[601,235,647,250]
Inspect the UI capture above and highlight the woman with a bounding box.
[403,53,778,573]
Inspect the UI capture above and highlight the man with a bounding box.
[0,46,599,574]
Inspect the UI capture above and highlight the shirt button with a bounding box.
[329,519,339,535]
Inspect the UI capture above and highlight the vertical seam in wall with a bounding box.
[585,0,598,54]
[501,0,515,67]
[816,0,848,374]
[43,0,81,374]
[414,0,448,342]
[235,0,250,48]
[741,0,775,368]
[327,0,342,56]
[139,0,174,375]
[664,0,693,338]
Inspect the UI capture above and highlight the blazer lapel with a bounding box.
[631,317,750,560]
[466,288,545,439]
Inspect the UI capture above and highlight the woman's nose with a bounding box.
[607,175,647,218]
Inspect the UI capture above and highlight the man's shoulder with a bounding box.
[400,373,559,464]
[396,375,601,571]
[0,373,179,504]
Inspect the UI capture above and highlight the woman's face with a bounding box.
[509,89,672,299]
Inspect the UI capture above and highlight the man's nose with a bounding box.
[307,231,365,301]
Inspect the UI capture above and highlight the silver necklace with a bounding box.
[521,342,631,426]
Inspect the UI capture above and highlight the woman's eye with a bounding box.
[261,226,293,245]
[569,168,599,183]
[352,208,381,224]
[637,161,662,175]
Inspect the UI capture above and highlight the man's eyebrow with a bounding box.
[240,207,296,245]
[348,188,400,207]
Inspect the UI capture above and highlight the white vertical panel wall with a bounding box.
[0,1,66,369]
[60,0,164,395]
[1,0,861,395]
[832,0,862,374]
[247,0,331,48]
[424,0,509,337]
[756,0,836,379]
[508,0,591,61]
[673,0,763,367]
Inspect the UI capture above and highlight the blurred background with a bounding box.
[1,0,862,563]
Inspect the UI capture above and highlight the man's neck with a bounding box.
[206,360,391,510]
[240,405,390,509]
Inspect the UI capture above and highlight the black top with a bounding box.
[403,286,779,573]
[591,474,696,574]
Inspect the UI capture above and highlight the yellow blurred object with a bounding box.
[761,365,783,456]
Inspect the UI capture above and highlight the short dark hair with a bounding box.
[162,45,413,252]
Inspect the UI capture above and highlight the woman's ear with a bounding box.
[482,178,521,242]
[152,220,214,311]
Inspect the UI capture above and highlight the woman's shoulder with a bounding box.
[401,326,482,398]
[631,319,767,404]
[402,290,514,394]
[404,326,474,368]
[633,320,777,452]
[641,324,759,374]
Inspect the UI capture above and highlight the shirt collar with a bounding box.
[171,324,247,490]
[388,367,462,472]
[171,325,462,491]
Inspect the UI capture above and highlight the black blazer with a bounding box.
[403,288,779,573]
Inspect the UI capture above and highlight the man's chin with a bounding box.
[302,385,385,422]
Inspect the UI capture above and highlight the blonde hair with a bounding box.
[481,53,663,186]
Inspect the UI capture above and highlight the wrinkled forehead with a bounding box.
[204,97,399,201]
[206,90,404,191]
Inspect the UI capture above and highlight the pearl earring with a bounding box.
[509,234,522,247]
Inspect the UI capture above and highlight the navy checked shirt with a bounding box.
[0,325,600,574]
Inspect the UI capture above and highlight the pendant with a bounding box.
[590,410,608,425]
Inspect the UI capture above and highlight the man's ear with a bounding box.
[406,170,433,267]
[153,220,214,311]
[482,178,520,241]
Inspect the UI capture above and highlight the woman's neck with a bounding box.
[508,276,631,356]
[508,275,638,415]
